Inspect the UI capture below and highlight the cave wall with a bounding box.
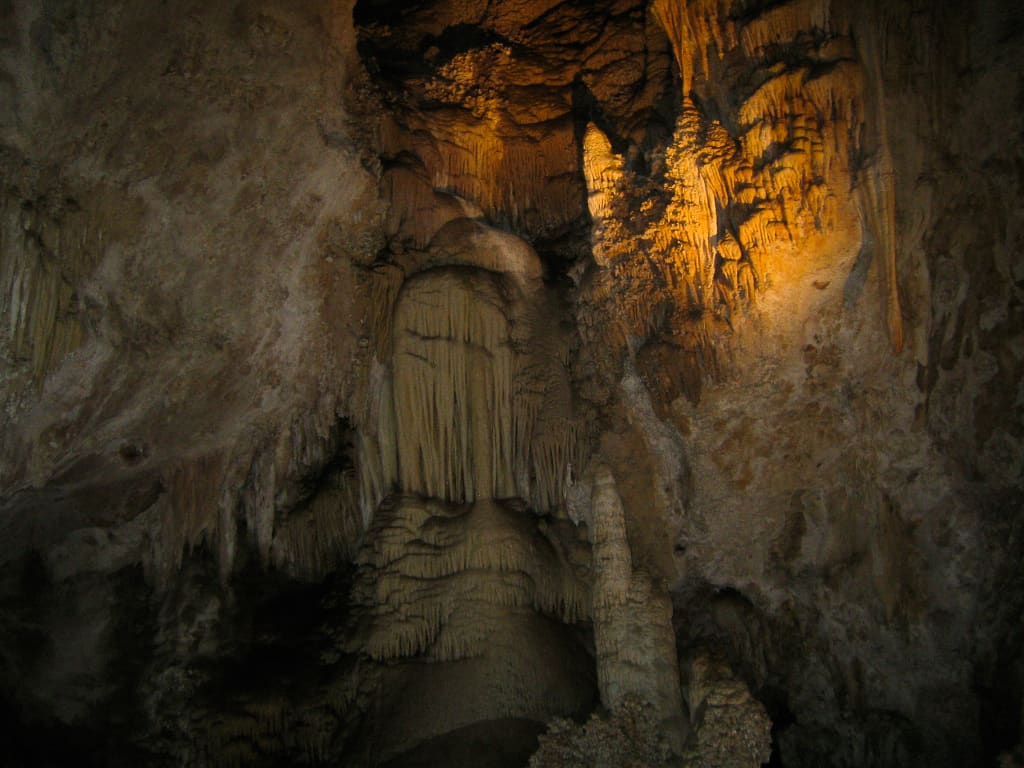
[0,0,1022,766]
[0,0,387,762]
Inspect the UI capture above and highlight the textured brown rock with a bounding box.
[344,495,594,762]
[681,651,773,768]
[529,695,678,768]
[590,464,687,753]
[0,0,1022,766]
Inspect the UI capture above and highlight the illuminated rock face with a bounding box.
[340,220,597,760]
[355,0,676,248]
[391,268,520,502]
[378,262,582,511]
[0,0,1023,767]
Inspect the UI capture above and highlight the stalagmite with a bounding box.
[589,465,687,755]
[682,653,773,768]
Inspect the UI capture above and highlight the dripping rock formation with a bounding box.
[1,0,1023,766]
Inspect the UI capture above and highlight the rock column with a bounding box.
[590,464,687,754]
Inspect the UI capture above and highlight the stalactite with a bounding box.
[363,262,404,361]
[651,0,735,95]
[855,19,905,353]
[739,0,833,57]
[385,163,444,251]
[270,466,363,581]
[0,200,91,385]
[860,155,903,353]
[148,403,368,586]
[238,446,277,568]
[584,0,900,387]
[583,123,624,229]
[349,496,590,663]
[390,110,580,238]
[391,268,517,502]
[376,259,583,515]
[157,453,226,587]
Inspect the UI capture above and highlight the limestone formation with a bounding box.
[681,652,773,768]
[343,495,594,762]
[356,219,586,520]
[0,0,1022,766]
[589,465,687,753]
[529,696,678,768]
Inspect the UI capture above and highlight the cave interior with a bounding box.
[0,0,1023,766]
